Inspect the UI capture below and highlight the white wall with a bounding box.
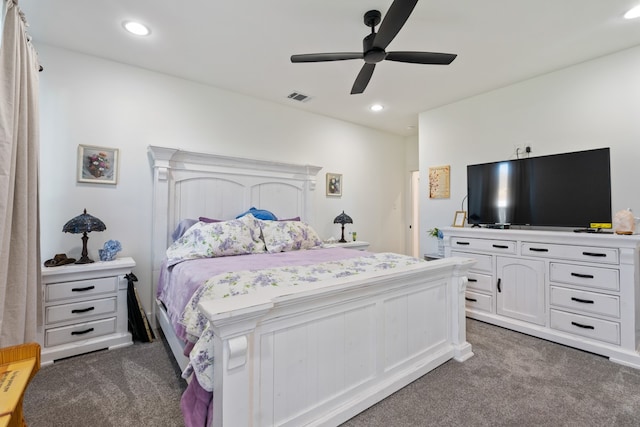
[419,45,640,254]
[37,45,410,314]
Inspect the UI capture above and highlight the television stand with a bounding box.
[444,227,640,369]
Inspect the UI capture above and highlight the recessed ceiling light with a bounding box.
[370,104,384,112]
[123,21,151,36]
[625,5,640,19]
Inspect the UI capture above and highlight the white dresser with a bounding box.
[39,257,135,365]
[443,227,640,368]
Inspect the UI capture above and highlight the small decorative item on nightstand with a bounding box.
[333,211,353,243]
[62,209,106,264]
[99,240,122,261]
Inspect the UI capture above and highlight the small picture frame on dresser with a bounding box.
[453,210,466,227]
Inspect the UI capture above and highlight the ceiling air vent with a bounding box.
[287,92,312,103]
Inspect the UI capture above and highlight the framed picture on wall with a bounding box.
[77,145,119,185]
[428,165,450,199]
[326,173,342,197]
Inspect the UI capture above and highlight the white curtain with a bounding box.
[0,0,40,346]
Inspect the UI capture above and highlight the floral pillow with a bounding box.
[166,214,264,265]
[259,220,323,253]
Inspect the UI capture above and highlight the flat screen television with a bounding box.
[467,148,612,228]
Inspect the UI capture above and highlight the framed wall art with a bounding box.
[428,165,450,199]
[77,144,119,185]
[326,173,342,197]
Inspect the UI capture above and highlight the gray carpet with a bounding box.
[23,320,640,426]
[23,335,186,426]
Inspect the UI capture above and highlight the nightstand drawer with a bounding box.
[45,317,117,347]
[550,309,619,345]
[45,297,117,324]
[45,276,117,302]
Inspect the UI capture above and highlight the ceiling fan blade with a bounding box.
[351,63,376,95]
[385,51,457,65]
[373,0,418,50]
[291,52,363,63]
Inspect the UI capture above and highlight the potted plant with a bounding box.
[428,228,445,257]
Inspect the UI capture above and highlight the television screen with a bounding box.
[467,148,611,228]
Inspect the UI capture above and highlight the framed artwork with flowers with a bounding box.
[77,144,119,185]
[326,172,342,197]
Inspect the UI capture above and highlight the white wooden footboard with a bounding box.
[198,257,474,427]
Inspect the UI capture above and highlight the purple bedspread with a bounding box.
[157,247,370,427]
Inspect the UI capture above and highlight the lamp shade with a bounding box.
[333,211,353,243]
[62,209,106,264]
[333,211,353,225]
[62,209,106,234]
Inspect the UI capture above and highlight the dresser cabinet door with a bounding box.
[496,257,546,326]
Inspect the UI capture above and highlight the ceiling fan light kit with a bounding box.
[290,0,457,95]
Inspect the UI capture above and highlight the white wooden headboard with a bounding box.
[148,145,322,297]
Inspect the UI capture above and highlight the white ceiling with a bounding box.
[17,0,640,137]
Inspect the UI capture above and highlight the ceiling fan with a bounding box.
[290,0,457,95]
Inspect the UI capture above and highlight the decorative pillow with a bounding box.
[236,207,278,221]
[172,218,198,241]
[166,214,264,265]
[198,216,222,223]
[259,220,323,253]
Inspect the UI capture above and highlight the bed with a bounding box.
[148,145,474,427]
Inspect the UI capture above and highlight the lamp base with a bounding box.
[339,224,347,243]
[74,232,95,264]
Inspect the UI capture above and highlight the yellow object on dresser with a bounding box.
[0,343,40,427]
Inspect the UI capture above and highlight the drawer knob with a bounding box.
[71,307,96,314]
[468,278,478,283]
[456,241,470,246]
[571,321,595,330]
[492,244,509,249]
[465,297,478,302]
[71,327,95,335]
[571,297,594,304]
[528,247,549,252]
[71,285,96,292]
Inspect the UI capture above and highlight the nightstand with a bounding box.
[325,241,370,251]
[39,257,135,365]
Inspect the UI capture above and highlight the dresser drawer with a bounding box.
[549,263,619,292]
[522,242,618,265]
[450,237,516,254]
[45,317,117,347]
[549,286,619,318]
[45,297,117,325]
[550,309,619,345]
[467,272,493,293]
[45,276,118,302]
[451,251,492,274]
[465,291,492,313]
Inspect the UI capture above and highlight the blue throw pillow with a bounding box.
[236,207,277,221]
